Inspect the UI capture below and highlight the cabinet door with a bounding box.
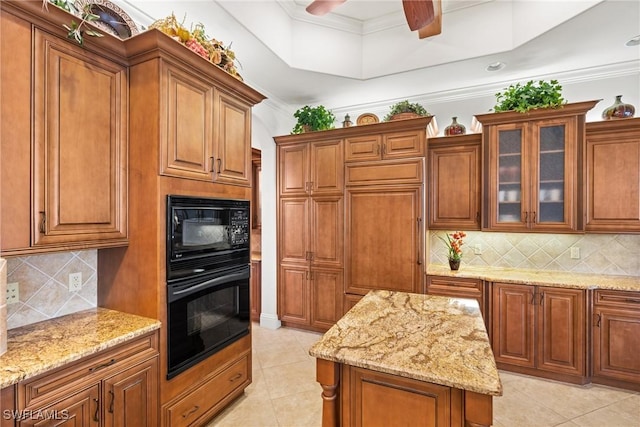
[492,283,535,368]
[278,144,309,196]
[345,135,381,162]
[33,30,128,247]
[585,126,640,232]
[310,268,343,330]
[19,385,100,426]
[593,306,640,384]
[214,91,252,186]
[310,139,344,194]
[279,198,309,264]
[529,117,577,231]
[382,129,425,159]
[487,123,527,230]
[428,140,481,230]
[345,185,423,295]
[310,196,344,268]
[537,287,585,377]
[103,358,159,427]
[278,265,309,325]
[160,61,214,181]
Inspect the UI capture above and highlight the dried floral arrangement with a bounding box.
[149,13,242,80]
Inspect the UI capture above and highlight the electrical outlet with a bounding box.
[570,247,580,259]
[6,282,19,305]
[69,272,82,292]
[473,244,482,255]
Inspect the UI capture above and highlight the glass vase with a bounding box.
[601,95,635,120]
[444,117,466,136]
[448,258,461,271]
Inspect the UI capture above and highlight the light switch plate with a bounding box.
[69,272,82,292]
[7,282,19,305]
[570,247,580,259]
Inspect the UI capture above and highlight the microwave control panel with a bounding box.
[230,209,250,246]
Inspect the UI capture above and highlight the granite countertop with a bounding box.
[427,264,640,292]
[0,308,161,389]
[309,290,503,396]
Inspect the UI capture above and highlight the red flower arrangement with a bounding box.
[440,231,466,261]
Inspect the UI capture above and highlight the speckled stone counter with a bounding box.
[309,290,502,396]
[0,308,160,389]
[427,264,640,292]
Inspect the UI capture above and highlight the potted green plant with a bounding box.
[493,80,566,113]
[383,100,430,121]
[291,105,336,134]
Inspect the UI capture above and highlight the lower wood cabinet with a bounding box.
[592,289,640,391]
[7,332,159,427]
[250,260,262,321]
[491,283,587,383]
[425,276,486,328]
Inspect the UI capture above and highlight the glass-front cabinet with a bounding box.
[477,101,598,232]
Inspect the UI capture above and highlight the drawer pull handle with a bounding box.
[89,358,116,373]
[217,158,222,174]
[109,390,115,413]
[182,405,200,418]
[230,373,243,382]
[594,313,601,328]
[93,398,100,421]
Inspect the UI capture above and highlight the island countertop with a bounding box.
[0,308,160,389]
[309,290,503,396]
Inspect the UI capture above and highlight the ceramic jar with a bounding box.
[602,95,635,119]
[444,117,466,135]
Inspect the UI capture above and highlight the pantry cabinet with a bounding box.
[491,282,587,383]
[278,139,344,196]
[592,289,640,391]
[584,118,640,233]
[1,5,128,255]
[476,101,598,233]
[427,133,481,230]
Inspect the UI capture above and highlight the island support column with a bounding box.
[317,359,340,427]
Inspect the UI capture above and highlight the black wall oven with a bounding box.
[166,195,251,379]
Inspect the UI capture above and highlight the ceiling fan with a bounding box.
[305,0,442,38]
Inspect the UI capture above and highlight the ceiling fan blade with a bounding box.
[418,0,442,38]
[306,0,347,16]
[402,0,435,31]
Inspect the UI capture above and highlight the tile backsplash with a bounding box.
[4,250,97,330]
[430,231,640,277]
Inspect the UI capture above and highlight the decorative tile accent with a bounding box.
[5,251,97,330]
[430,231,640,277]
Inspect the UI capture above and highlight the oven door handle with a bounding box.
[168,267,250,302]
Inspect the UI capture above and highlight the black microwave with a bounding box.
[166,195,250,282]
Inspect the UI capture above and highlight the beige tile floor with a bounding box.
[209,323,640,427]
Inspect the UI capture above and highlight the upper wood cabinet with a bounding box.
[344,117,432,162]
[476,101,598,233]
[585,118,640,233]
[278,139,344,196]
[1,6,128,255]
[214,90,253,186]
[427,133,481,230]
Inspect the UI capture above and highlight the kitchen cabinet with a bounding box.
[1,5,128,255]
[584,118,640,233]
[344,123,429,162]
[278,139,344,196]
[345,159,424,298]
[252,149,262,229]
[425,275,486,327]
[592,289,640,391]
[427,133,481,230]
[12,332,158,427]
[251,260,262,321]
[476,101,597,232]
[491,282,587,383]
[158,62,253,186]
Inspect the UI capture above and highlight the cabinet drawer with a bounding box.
[594,290,640,309]
[166,354,249,427]
[19,333,157,409]
[345,158,423,186]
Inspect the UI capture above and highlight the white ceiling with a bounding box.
[121,0,640,111]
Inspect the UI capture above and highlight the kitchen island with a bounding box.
[309,290,502,427]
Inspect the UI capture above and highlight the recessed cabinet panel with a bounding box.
[279,144,309,196]
[279,265,309,323]
[311,140,344,194]
[161,63,214,180]
[215,91,252,186]
[311,197,344,268]
[279,198,309,264]
[33,29,127,247]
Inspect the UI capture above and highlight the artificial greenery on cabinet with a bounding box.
[493,80,566,113]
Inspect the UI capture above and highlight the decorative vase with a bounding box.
[601,95,635,120]
[444,117,466,135]
[448,258,460,271]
